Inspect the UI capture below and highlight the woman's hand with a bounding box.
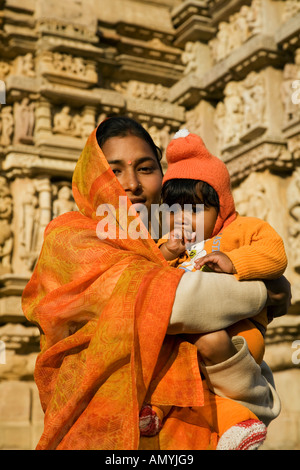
[264,276,292,319]
[194,251,237,274]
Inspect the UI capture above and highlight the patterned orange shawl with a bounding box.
[22,128,216,450]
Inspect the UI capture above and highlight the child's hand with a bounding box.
[160,230,187,261]
[194,252,237,274]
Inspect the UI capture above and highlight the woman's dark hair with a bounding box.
[162,179,220,213]
[96,116,163,174]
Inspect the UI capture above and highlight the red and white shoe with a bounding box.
[217,419,267,450]
[139,404,162,437]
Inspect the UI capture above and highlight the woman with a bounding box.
[22,117,289,450]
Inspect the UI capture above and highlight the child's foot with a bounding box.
[217,419,267,450]
[139,404,162,437]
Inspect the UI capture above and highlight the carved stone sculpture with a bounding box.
[209,1,263,64]
[283,0,300,22]
[13,99,35,145]
[182,42,200,75]
[0,106,14,146]
[53,106,93,138]
[242,71,266,133]
[52,184,77,218]
[0,61,10,80]
[0,176,13,274]
[287,167,300,272]
[281,50,300,125]
[40,51,98,86]
[215,71,267,151]
[112,80,169,102]
[222,82,244,149]
[53,106,75,135]
[16,53,35,78]
[234,176,270,221]
[18,178,52,272]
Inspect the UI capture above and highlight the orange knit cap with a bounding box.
[163,129,236,237]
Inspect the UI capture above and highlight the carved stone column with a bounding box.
[34,176,52,255]
[34,98,52,141]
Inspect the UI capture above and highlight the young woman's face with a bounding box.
[102,135,163,216]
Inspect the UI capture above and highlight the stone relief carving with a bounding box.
[0,106,14,147]
[182,42,205,76]
[19,183,40,271]
[287,167,300,272]
[242,71,266,133]
[0,176,13,274]
[215,71,266,151]
[209,0,263,64]
[19,178,52,271]
[288,134,300,162]
[0,61,11,80]
[52,183,77,218]
[283,0,300,23]
[226,143,292,184]
[36,0,96,29]
[233,174,270,221]
[111,81,169,102]
[53,106,74,135]
[0,323,39,381]
[37,18,97,41]
[13,99,35,145]
[53,106,93,138]
[143,123,171,155]
[40,51,98,85]
[185,106,204,138]
[281,50,300,126]
[15,53,36,78]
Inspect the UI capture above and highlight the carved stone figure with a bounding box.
[16,53,35,78]
[248,0,263,36]
[287,167,300,272]
[281,52,300,124]
[53,106,92,138]
[52,184,77,218]
[0,61,10,79]
[242,71,266,132]
[158,125,171,155]
[215,71,267,150]
[53,106,75,135]
[209,1,263,64]
[0,106,14,146]
[235,6,251,44]
[121,81,169,101]
[19,183,40,271]
[0,176,13,273]
[214,101,226,151]
[182,42,199,75]
[223,82,243,148]
[50,52,96,81]
[13,99,35,145]
[213,22,230,63]
[142,123,170,155]
[283,0,300,22]
[234,178,270,221]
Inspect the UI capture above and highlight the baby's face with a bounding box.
[170,204,218,242]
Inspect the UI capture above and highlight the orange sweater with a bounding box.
[159,214,287,330]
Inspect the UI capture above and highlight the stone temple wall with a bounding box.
[0,0,299,450]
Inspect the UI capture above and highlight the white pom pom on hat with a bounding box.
[173,129,190,139]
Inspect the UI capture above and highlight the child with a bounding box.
[151,129,287,449]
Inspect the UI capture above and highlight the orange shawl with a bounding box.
[22,128,216,450]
